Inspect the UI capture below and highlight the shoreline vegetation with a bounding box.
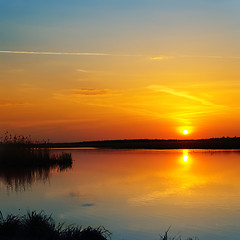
[0,211,198,240]
[0,133,72,190]
[45,137,240,149]
[0,133,72,167]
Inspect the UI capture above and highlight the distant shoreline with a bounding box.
[40,137,240,150]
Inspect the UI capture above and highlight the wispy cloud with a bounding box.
[0,50,111,56]
[0,50,144,57]
[72,88,108,96]
[150,54,240,61]
[76,69,89,73]
[3,50,239,60]
[173,110,217,118]
[148,85,220,107]
[150,56,174,61]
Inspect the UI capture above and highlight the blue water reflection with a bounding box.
[1,149,240,240]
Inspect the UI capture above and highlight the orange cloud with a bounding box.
[150,56,174,61]
[71,88,108,96]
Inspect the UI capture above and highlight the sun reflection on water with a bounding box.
[182,149,189,163]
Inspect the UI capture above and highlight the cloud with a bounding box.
[0,50,143,58]
[173,110,217,118]
[0,50,111,56]
[148,85,219,107]
[150,54,240,61]
[76,69,89,73]
[2,50,240,60]
[72,88,108,96]
[150,56,174,61]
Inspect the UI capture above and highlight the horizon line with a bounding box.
[49,136,240,144]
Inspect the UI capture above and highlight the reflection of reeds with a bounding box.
[0,166,49,191]
[0,211,111,240]
[0,139,72,191]
[0,163,72,192]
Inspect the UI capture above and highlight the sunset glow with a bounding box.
[1,2,240,239]
[0,1,240,142]
[0,0,240,240]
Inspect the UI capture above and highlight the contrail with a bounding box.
[0,50,111,56]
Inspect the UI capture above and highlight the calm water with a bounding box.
[1,149,240,240]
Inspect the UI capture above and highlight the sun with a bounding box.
[178,126,193,136]
[183,130,188,135]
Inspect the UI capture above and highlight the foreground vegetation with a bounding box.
[0,211,111,240]
[0,132,72,168]
[159,227,198,240]
[0,211,199,240]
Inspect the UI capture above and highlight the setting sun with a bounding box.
[183,130,189,135]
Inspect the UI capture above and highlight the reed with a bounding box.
[159,227,199,240]
[0,211,111,240]
[0,132,72,168]
[0,211,200,240]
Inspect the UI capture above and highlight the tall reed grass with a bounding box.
[159,228,199,240]
[0,211,199,240]
[0,211,111,240]
[0,132,72,167]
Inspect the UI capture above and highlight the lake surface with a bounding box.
[1,149,240,240]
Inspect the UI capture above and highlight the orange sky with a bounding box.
[1,1,240,142]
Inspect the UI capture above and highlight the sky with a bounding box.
[1,0,240,142]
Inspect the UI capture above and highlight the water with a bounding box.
[1,149,240,240]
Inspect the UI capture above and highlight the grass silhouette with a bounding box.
[159,227,198,240]
[0,211,111,240]
[0,211,199,240]
[0,132,72,167]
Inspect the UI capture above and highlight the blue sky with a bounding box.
[1,0,240,54]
